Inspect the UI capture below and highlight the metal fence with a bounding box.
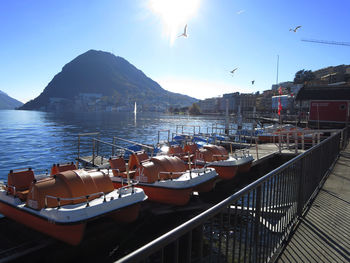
[116,127,349,263]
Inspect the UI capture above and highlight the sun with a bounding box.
[148,0,200,45]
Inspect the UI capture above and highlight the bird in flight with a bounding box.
[178,24,188,38]
[237,9,245,15]
[289,26,301,32]
[251,80,255,85]
[230,68,238,75]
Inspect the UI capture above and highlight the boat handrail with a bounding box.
[113,136,154,151]
[158,171,185,176]
[212,154,229,158]
[45,191,107,208]
[158,167,211,177]
[8,167,32,172]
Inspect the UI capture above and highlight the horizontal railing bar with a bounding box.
[93,139,135,154]
[78,132,100,137]
[113,136,154,150]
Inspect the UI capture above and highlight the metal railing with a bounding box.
[116,127,348,263]
[77,132,100,160]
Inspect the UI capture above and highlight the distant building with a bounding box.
[311,65,350,85]
[296,83,350,128]
[198,92,258,114]
[239,93,257,113]
[198,97,221,113]
[272,95,294,112]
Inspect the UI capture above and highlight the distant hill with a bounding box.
[19,50,197,112]
[0,90,23,110]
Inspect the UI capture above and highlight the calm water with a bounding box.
[0,110,229,181]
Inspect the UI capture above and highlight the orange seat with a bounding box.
[183,143,198,155]
[109,157,127,177]
[168,145,185,157]
[7,168,35,200]
[50,162,77,175]
[128,151,150,170]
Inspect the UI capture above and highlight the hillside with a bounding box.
[19,50,197,112]
[0,91,23,109]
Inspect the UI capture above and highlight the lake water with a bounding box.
[0,110,232,181]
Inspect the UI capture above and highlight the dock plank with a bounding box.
[277,143,350,262]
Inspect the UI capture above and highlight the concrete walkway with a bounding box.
[277,143,350,262]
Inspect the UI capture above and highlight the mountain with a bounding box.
[0,90,23,109]
[19,50,197,112]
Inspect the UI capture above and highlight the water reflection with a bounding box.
[0,110,226,180]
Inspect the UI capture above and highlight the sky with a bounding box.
[0,0,350,103]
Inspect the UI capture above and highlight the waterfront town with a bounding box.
[43,64,350,116]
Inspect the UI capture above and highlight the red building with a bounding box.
[296,84,350,129]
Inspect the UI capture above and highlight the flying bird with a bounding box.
[178,24,188,38]
[251,80,255,85]
[289,26,301,32]
[237,9,245,15]
[230,68,238,75]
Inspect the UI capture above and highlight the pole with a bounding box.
[276,55,279,85]
[225,99,229,135]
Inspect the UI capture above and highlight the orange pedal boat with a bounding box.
[108,152,218,206]
[191,144,254,179]
[0,167,147,245]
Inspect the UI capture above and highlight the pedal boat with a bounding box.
[0,167,147,245]
[108,153,218,206]
[192,144,254,179]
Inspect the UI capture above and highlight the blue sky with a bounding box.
[1,0,349,103]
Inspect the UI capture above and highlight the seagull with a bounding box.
[237,9,245,15]
[178,24,188,38]
[251,80,255,85]
[289,26,301,32]
[230,68,238,75]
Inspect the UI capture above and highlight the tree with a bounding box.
[294,69,315,84]
[189,103,201,115]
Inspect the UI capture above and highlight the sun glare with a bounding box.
[149,0,200,45]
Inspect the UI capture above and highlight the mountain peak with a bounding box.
[19,50,196,111]
[0,90,23,109]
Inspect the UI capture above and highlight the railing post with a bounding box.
[297,157,305,217]
[77,135,80,160]
[302,132,305,150]
[279,132,282,154]
[92,139,95,166]
[253,186,262,263]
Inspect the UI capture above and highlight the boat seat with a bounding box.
[184,143,199,155]
[7,168,35,200]
[50,162,77,175]
[128,151,150,170]
[168,145,185,156]
[109,157,136,178]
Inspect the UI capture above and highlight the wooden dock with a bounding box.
[77,142,303,168]
[277,143,350,262]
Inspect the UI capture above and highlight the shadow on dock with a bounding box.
[277,146,350,263]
